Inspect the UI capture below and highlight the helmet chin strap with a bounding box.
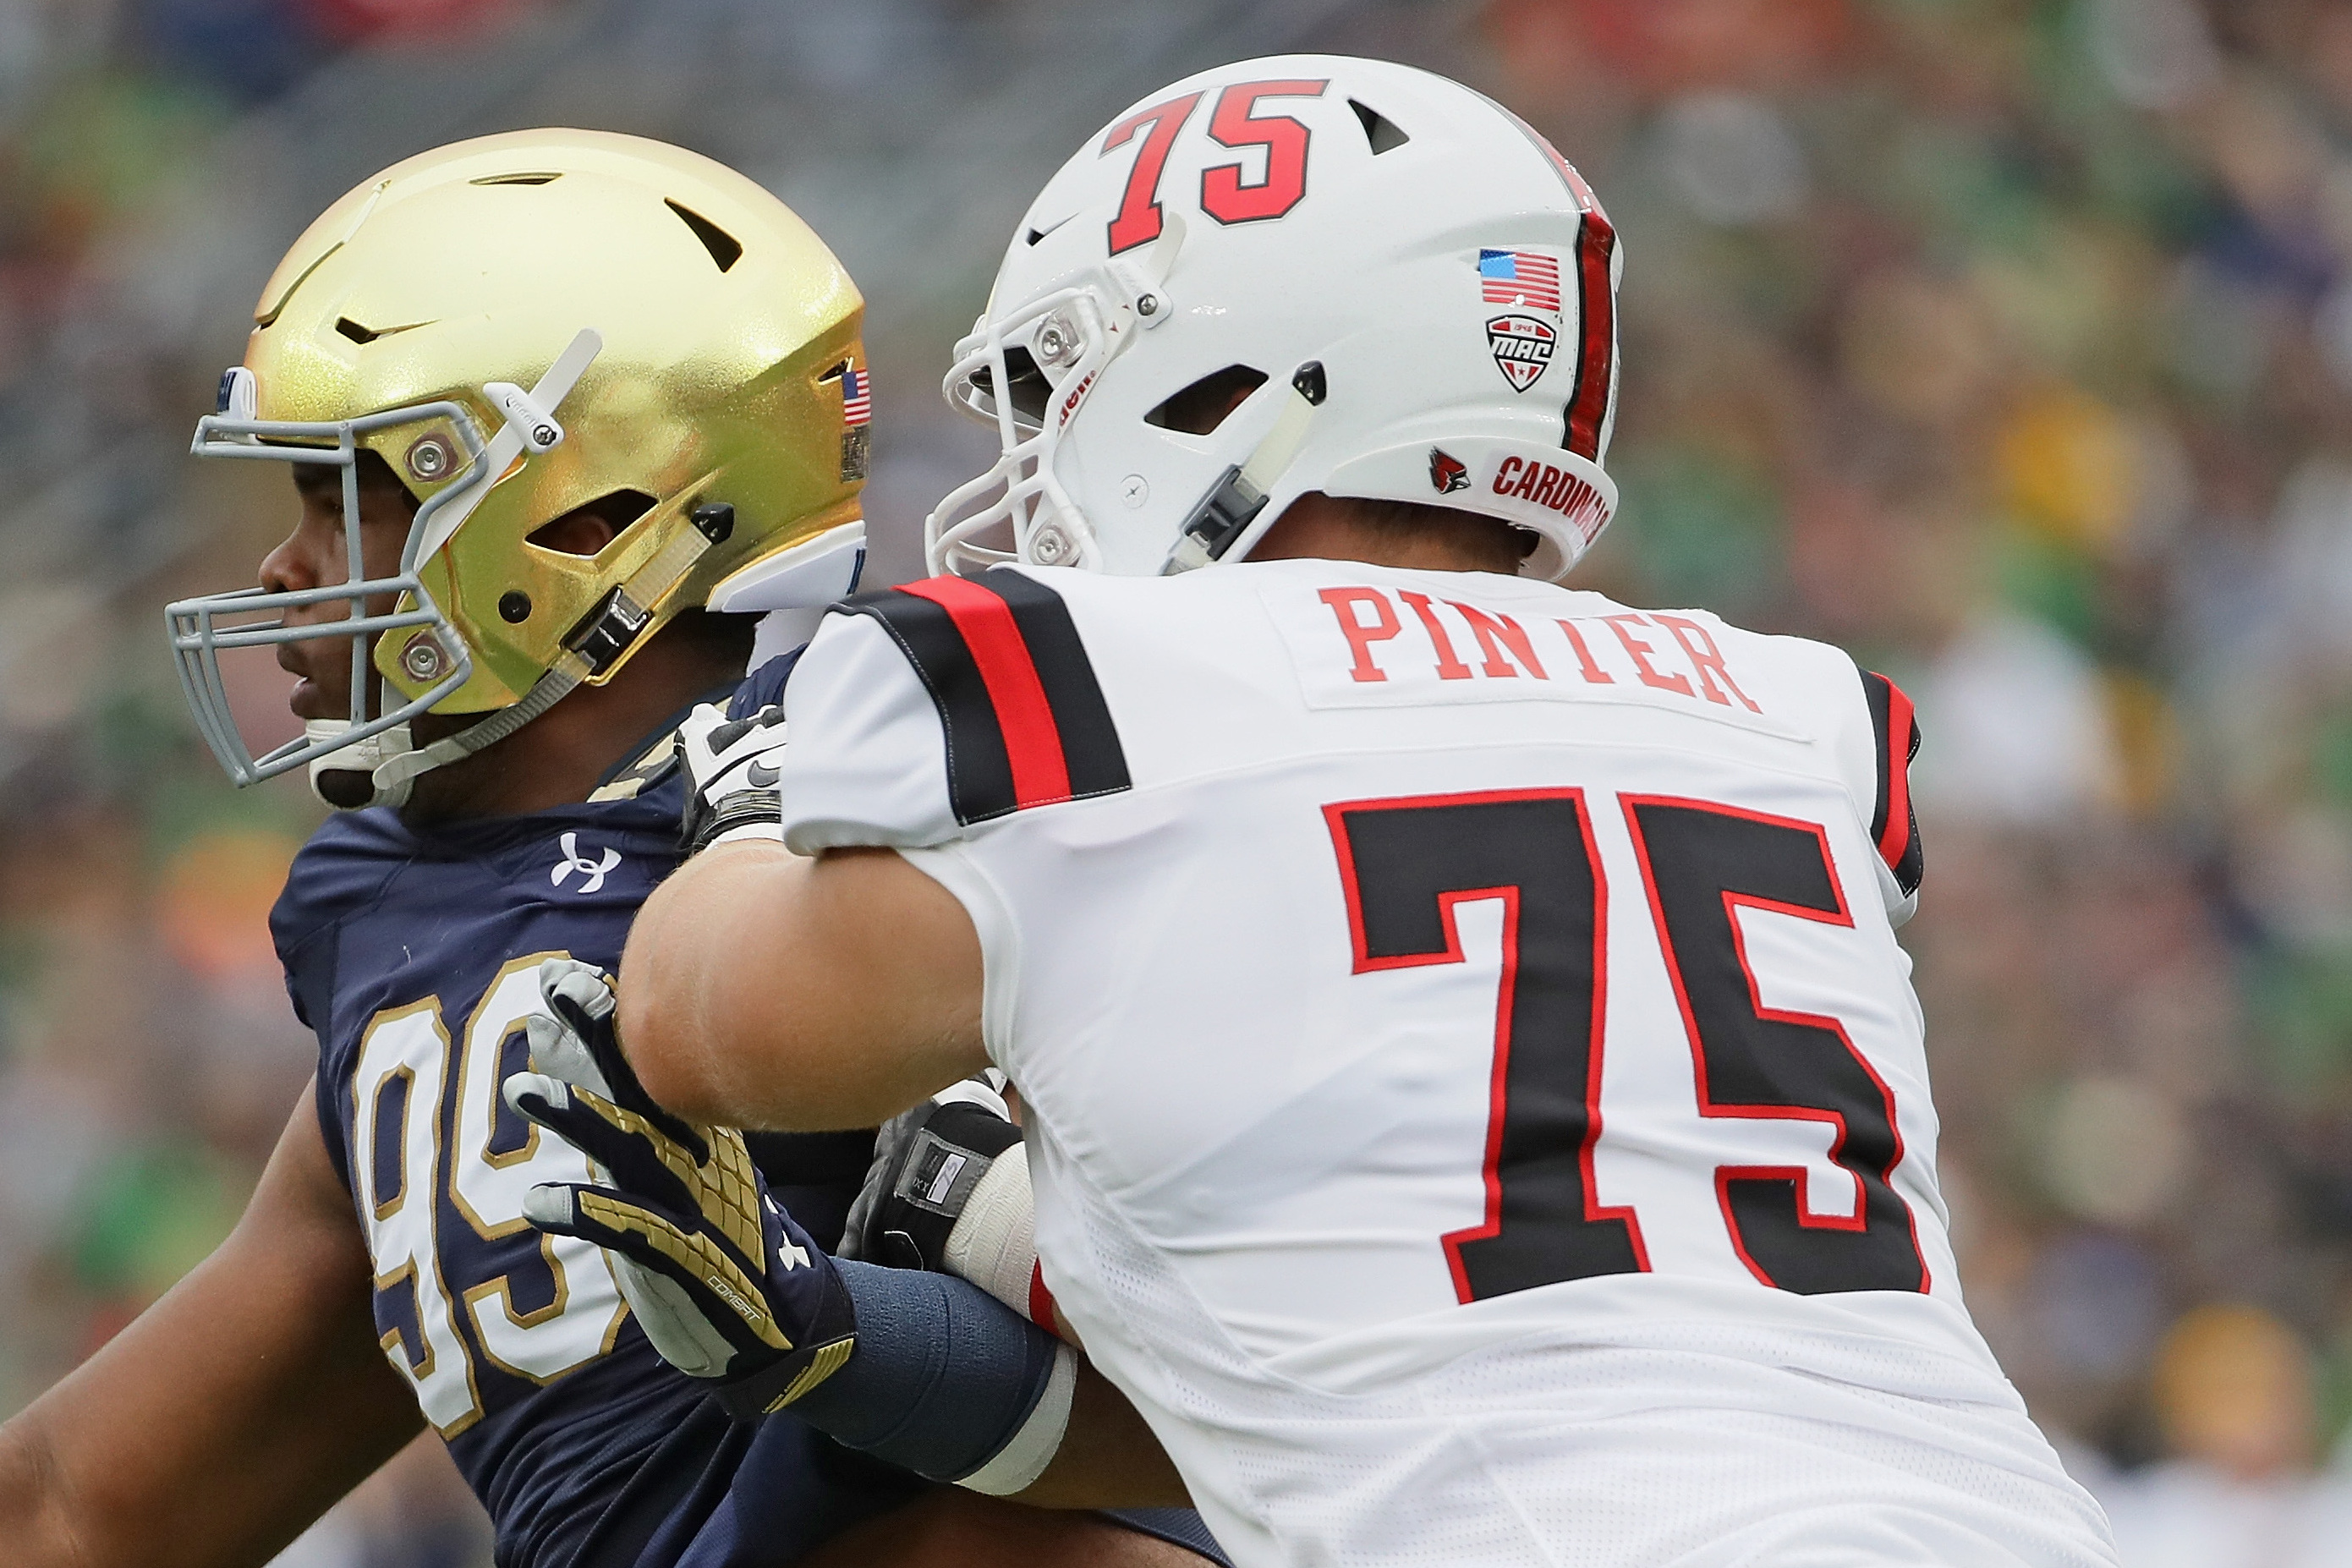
[304,664,586,811]
[371,664,585,797]
[1160,361,1326,575]
[308,495,739,812]
[306,718,418,809]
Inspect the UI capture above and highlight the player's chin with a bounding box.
[288,677,339,721]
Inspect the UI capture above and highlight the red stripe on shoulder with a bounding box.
[895,578,1073,809]
[1877,677,1916,872]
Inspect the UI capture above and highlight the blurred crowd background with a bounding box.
[3,0,2352,1562]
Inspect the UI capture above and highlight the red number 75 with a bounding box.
[1101,79,1328,255]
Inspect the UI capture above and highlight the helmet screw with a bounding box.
[1136,293,1160,317]
[405,434,454,481]
[498,591,532,623]
[532,424,559,448]
[1033,311,1083,367]
[1120,474,1149,508]
[401,635,447,681]
[1031,525,1071,564]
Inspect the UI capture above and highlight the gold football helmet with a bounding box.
[167,129,869,807]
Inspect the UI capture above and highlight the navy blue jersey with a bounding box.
[271,655,919,1566]
[272,652,1228,1568]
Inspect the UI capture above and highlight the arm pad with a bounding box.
[788,1259,1070,1489]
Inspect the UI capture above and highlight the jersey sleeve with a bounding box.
[271,853,354,1192]
[1855,668,1924,925]
[775,606,962,852]
[776,573,1133,853]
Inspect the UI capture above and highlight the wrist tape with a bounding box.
[943,1148,1052,1326]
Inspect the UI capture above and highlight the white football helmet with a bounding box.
[929,54,1623,583]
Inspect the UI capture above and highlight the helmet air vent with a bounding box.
[1025,212,1075,247]
[1349,100,1410,155]
[665,200,743,272]
[1145,365,1269,435]
[469,172,562,186]
[529,490,656,556]
[335,315,433,344]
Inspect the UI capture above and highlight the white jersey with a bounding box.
[776,559,2115,1568]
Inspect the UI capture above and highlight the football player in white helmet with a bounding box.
[924,58,1616,585]
[539,55,2120,1568]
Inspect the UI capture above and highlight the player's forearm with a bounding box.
[526,965,1192,1508]
[0,1096,425,1565]
[0,1417,88,1568]
[621,842,985,1130]
[0,1296,414,1568]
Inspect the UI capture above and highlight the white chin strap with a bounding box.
[306,718,419,809]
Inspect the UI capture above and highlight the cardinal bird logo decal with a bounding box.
[1429,447,1471,494]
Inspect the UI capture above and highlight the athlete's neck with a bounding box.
[1249,491,1532,574]
[397,632,743,826]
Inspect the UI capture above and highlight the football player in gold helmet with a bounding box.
[0,131,1218,1568]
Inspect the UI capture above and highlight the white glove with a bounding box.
[676,700,791,854]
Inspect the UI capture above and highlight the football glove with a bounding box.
[840,1072,1056,1330]
[676,699,791,855]
[505,958,855,1419]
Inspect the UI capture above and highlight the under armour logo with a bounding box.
[762,1192,810,1269]
[550,832,621,894]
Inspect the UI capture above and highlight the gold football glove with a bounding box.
[506,960,855,1418]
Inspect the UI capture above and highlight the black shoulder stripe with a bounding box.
[1889,797,1922,899]
[836,587,1017,825]
[1861,672,1894,847]
[1861,670,1923,899]
[834,572,1129,826]
[968,570,1130,803]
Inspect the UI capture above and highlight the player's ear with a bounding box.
[529,512,620,557]
[528,489,655,558]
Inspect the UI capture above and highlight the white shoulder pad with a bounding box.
[776,608,962,853]
[779,572,1134,854]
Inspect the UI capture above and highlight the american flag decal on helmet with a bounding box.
[1478,249,1561,315]
[824,359,872,479]
[838,363,871,426]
